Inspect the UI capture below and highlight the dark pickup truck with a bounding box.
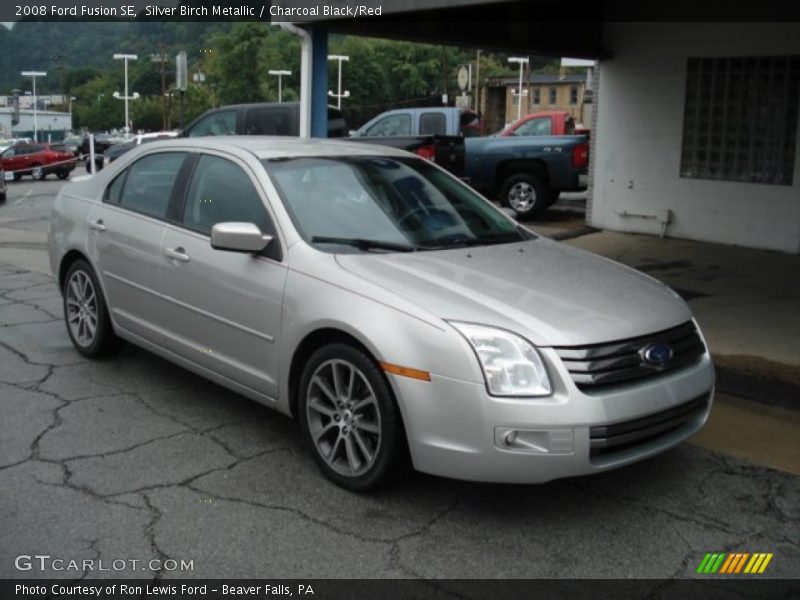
[181,103,465,179]
[465,134,589,218]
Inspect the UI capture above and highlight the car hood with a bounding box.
[334,238,692,347]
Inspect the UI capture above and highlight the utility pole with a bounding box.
[442,47,449,104]
[507,57,529,122]
[475,50,481,116]
[176,51,187,128]
[21,71,46,142]
[113,54,139,135]
[268,70,291,103]
[327,55,350,110]
[151,46,169,129]
[51,53,66,106]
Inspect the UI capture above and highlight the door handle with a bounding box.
[89,219,106,232]
[165,246,190,262]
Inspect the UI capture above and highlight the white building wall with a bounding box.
[0,110,72,138]
[590,22,800,254]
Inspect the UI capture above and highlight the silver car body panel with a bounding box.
[49,137,715,484]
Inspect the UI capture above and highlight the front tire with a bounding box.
[62,260,121,358]
[299,343,405,492]
[500,172,548,219]
[31,165,45,181]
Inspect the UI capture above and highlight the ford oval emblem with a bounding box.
[642,343,673,367]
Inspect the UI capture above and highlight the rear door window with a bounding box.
[115,152,188,219]
[244,108,293,135]
[419,112,446,136]
[514,117,552,136]
[186,110,237,137]
[365,114,412,137]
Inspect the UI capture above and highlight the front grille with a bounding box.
[553,321,705,390]
[589,393,709,458]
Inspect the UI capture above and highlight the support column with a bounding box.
[310,25,329,138]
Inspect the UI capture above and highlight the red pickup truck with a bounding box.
[499,110,590,138]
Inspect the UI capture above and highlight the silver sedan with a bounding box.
[48,137,714,491]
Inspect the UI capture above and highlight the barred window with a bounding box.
[680,56,800,186]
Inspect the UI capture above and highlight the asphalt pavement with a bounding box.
[0,176,798,582]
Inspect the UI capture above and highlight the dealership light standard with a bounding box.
[327,55,350,110]
[507,56,529,121]
[268,70,291,103]
[113,53,138,134]
[21,71,46,142]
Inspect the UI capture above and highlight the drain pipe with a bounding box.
[615,208,672,238]
[274,22,311,138]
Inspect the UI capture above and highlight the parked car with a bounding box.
[0,143,76,181]
[78,133,117,158]
[349,106,480,177]
[465,134,589,217]
[352,106,482,138]
[185,103,466,178]
[497,110,578,137]
[52,141,81,158]
[182,102,348,138]
[86,131,179,173]
[49,137,714,491]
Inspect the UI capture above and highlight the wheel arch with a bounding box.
[58,249,91,291]
[287,327,379,420]
[495,158,550,188]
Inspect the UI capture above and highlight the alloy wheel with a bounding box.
[305,358,382,478]
[65,270,98,347]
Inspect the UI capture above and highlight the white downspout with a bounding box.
[274,22,311,138]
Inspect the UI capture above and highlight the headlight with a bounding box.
[450,322,551,397]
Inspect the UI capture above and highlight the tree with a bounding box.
[207,23,271,105]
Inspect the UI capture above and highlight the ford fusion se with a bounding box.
[48,137,714,491]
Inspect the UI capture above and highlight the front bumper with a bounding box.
[389,348,714,484]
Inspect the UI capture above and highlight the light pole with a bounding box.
[327,55,350,110]
[268,70,291,103]
[113,53,138,134]
[507,57,529,121]
[21,71,46,142]
[69,96,76,128]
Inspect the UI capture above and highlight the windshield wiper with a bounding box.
[421,231,525,249]
[311,236,417,252]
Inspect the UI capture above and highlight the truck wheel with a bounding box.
[500,173,548,219]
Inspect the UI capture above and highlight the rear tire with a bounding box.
[62,260,121,358]
[299,343,406,492]
[57,170,70,180]
[500,172,548,219]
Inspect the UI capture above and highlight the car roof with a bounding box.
[150,136,410,160]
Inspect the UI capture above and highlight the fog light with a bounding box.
[495,428,574,455]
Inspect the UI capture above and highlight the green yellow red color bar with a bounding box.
[697,552,773,574]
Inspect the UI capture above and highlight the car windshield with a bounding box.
[264,156,532,252]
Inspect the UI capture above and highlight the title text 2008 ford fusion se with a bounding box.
[48,137,714,491]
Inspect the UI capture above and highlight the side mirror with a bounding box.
[500,207,518,221]
[210,222,272,253]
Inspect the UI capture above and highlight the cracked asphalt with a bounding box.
[0,179,798,581]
